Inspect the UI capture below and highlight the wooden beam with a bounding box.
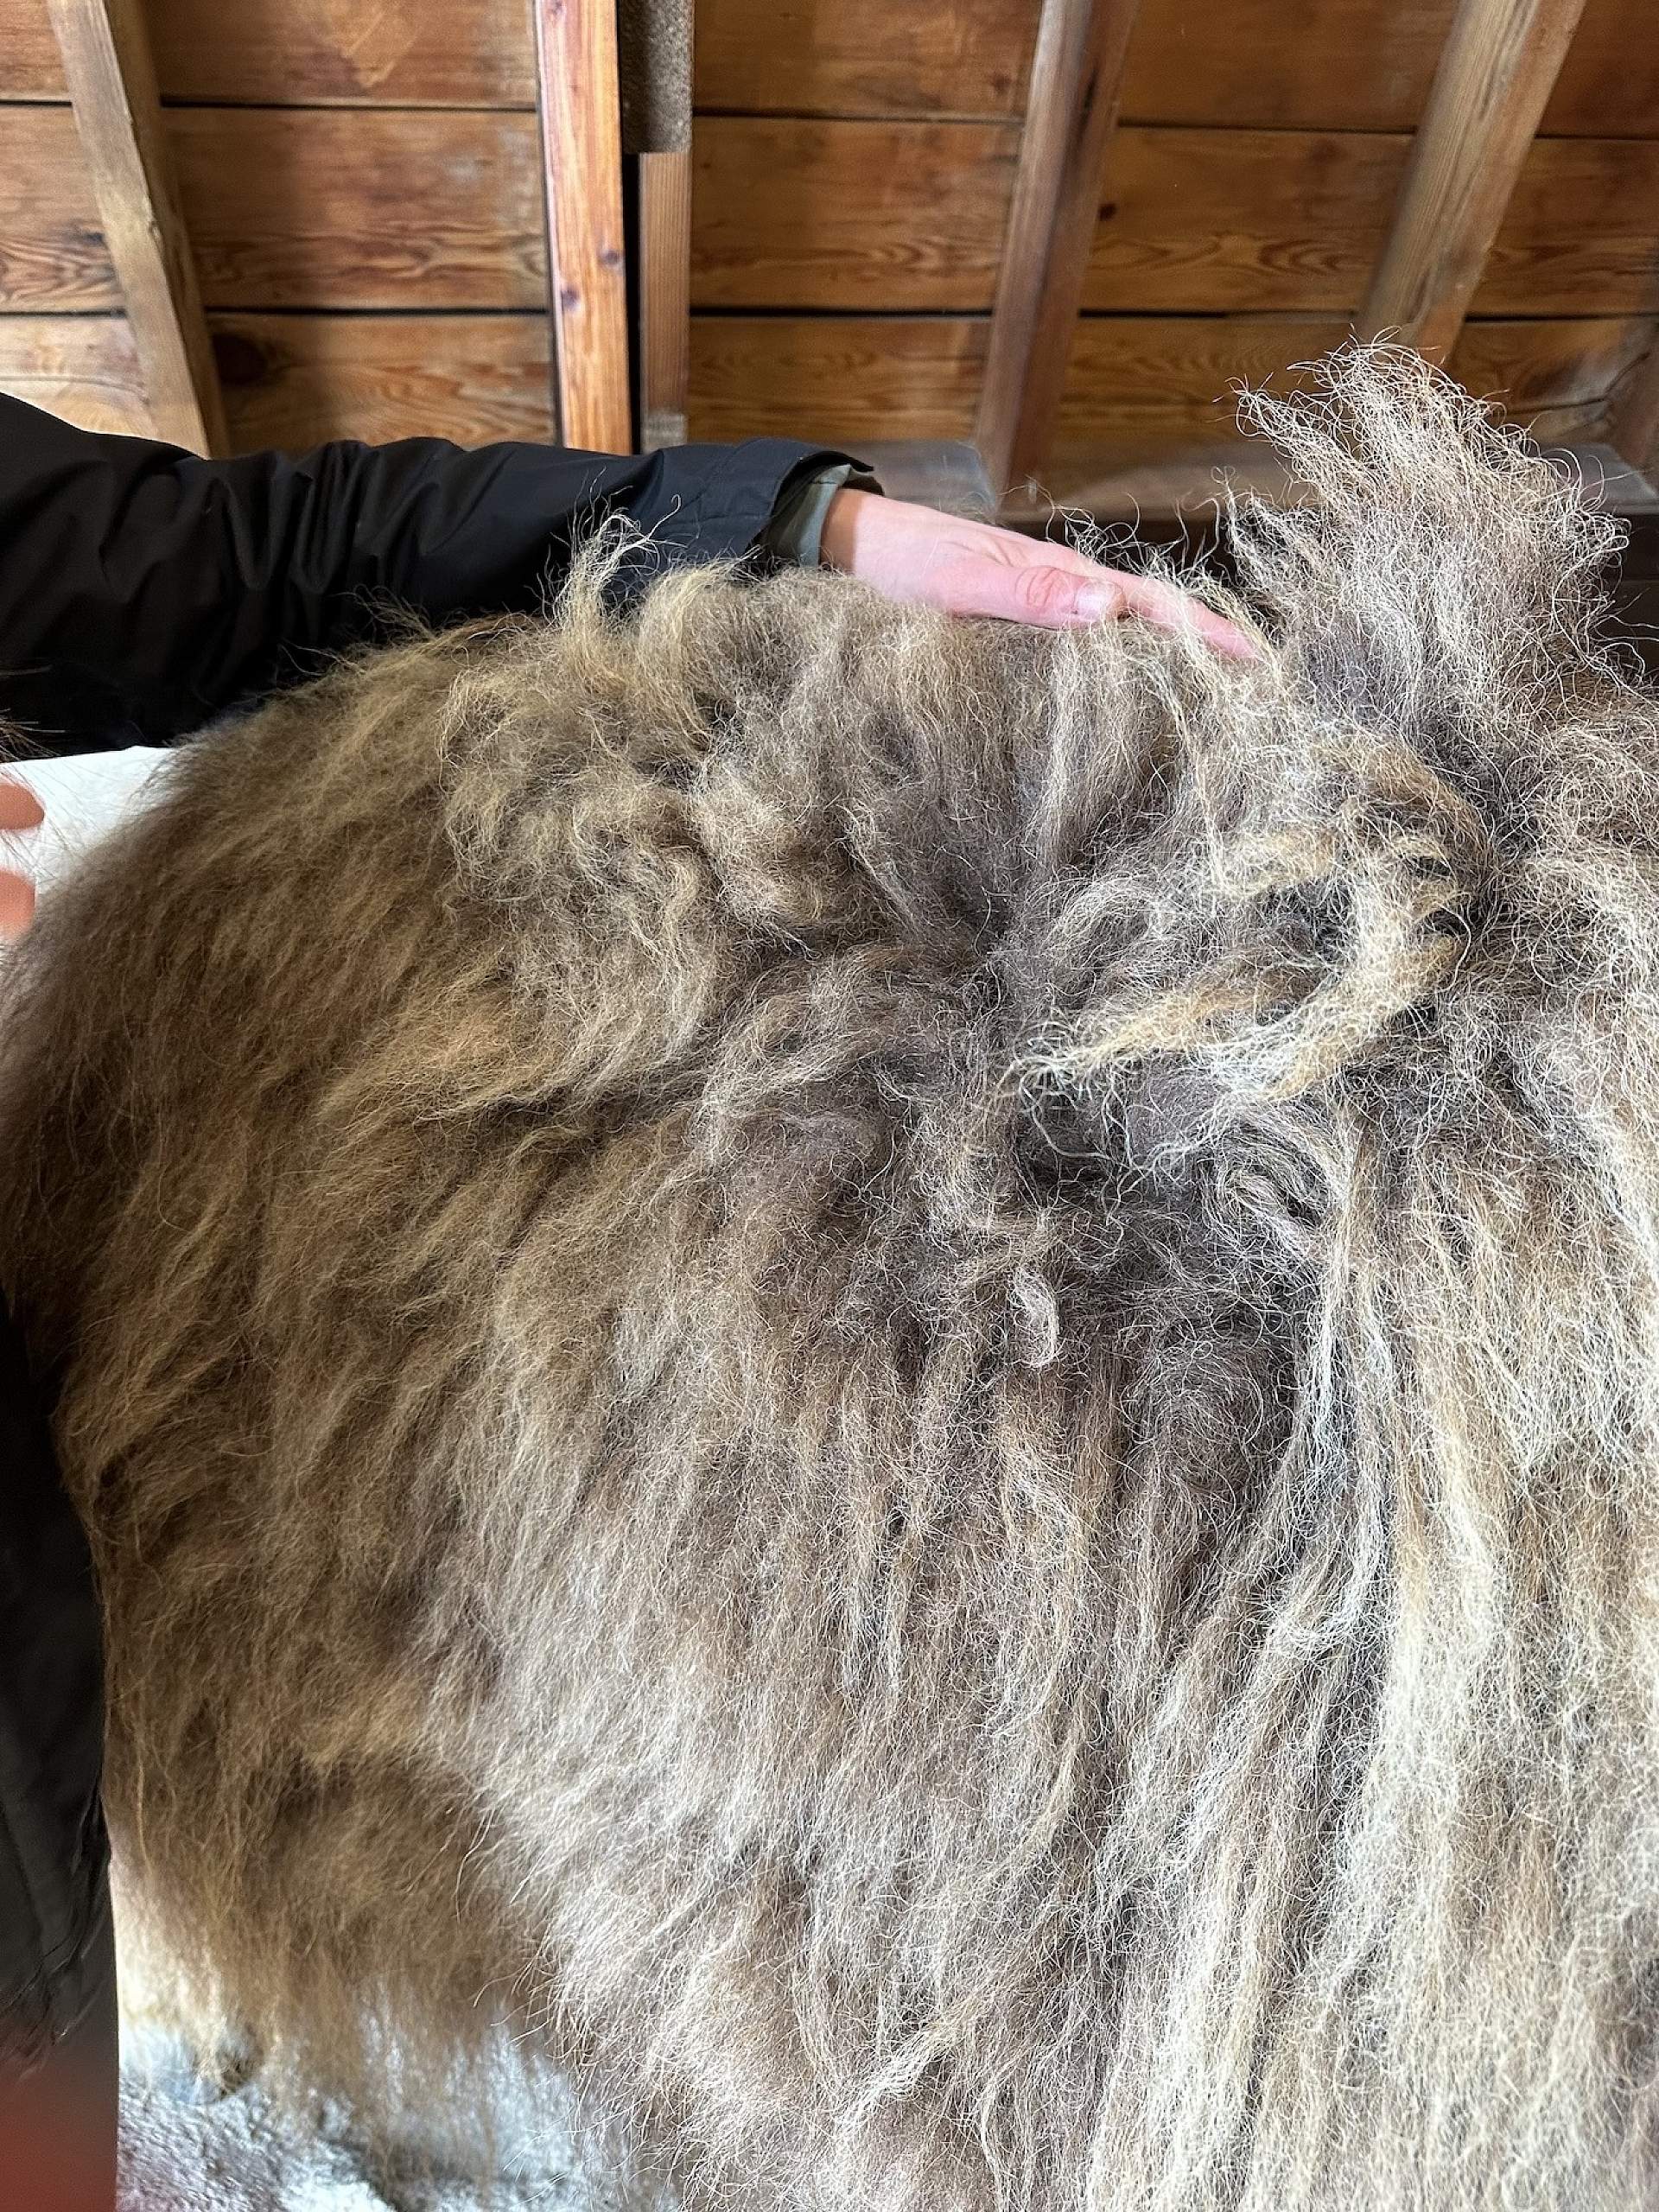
[973,0,1141,498]
[533,0,632,453]
[44,0,226,454]
[1357,0,1588,359]
[1615,337,1659,477]
[639,150,691,449]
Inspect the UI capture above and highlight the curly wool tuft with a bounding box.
[4,346,1659,2210]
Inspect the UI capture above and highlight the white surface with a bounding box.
[0,746,172,900]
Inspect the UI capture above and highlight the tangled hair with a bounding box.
[3,346,1659,2210]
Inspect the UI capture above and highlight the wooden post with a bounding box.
[533,0,632,453]
[973,0,1141,498]
[639,149,690,449]
[1358,0,1588,360]
[46,0,226,455]
[1615,335,1659,477]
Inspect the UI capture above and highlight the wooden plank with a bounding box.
[0,0,64,97]
[1058,314,1649,461]
[975,0,1143,495]
[0,312,146,432]
[1010,434,1659,526]
[2,308,1643,469]
[699,0,1653,130]
[170,110,543,311]
[1122,0,1643,134]
[0,0,538,105]
[1088,126,1659,317]
[45,0,226,454]
[0,312,556,448]
[1085,127,1407,315]
[0,107,545,313]
[692,118,1014,311]
[639,149,691,448]
[1544,0,1659,135]
[696,0,1035,118]
[684,310,1653,455]
[855,440,997,518]
[0,103,111,308]
[533,0,631,451]
[2,0,1653,128]
[1478,136,1659,317]
[690,316,988,444]
[1359,0,1590,358]
[209,314,556,448]
[691,120,1659,318]
[1616,341,1659,476]
[9,107,1655,324]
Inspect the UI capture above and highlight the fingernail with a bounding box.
[1074,588,1113,622]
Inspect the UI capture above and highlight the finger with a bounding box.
[1108,571,1260,662]
[947,558,1130,630]
[0,868,35,938]
[0,778,44,833]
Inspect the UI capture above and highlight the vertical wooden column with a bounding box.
[534,0,632,452]
[1615,339,1659,477]
[639,151,691,449]
[1358,0,1588,359]
[46,0,226,454]
[974,0,1141,498]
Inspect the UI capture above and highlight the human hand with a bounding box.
[820,489,1256,660]
[0,778,43,938]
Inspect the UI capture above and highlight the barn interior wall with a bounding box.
[0,0,1655,486]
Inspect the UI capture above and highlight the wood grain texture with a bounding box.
[1478,137,1659,318]
[1616,340,1659,475]
[0,107,546,312]
[691,118,1015,310]
[690,119,1659,317]
[695,0,1035,118]
[695,0,1649,129]
[639,148,691,448]
[0,103,109,306]
[1,0,1653,125]
[689,315,988,444]
[3,308,1642,470]
[1089,126,1659,317]
[1084,128,1408,314]
[45,0,226,453]
[1119,0,1651,131]
[209,313,556,447]
[0,0,537,104]
[1058,315,1648,462]
[0,312,557,444]
[976,0,1143,493]
[0,311,145,430]
[684,311,1651,454]
[168,109,546,310]
[1360,0,1590,357]
[535,0,631,450]
[9,108,1653,322]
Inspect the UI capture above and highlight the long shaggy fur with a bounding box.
[3,347,1659,2209]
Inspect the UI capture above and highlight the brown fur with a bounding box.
[3,347,1659,2208]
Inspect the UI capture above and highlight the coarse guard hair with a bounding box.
[3,346,1659,2211]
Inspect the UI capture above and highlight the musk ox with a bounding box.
[3,348,1658,2210]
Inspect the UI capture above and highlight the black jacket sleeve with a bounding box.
[0,396,856,753]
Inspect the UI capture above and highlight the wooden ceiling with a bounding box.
[2,0,1656,500]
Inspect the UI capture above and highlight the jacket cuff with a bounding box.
[626,439,878,581]
[759,460,887,569]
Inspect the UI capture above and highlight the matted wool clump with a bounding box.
[3,347,1659,2211]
